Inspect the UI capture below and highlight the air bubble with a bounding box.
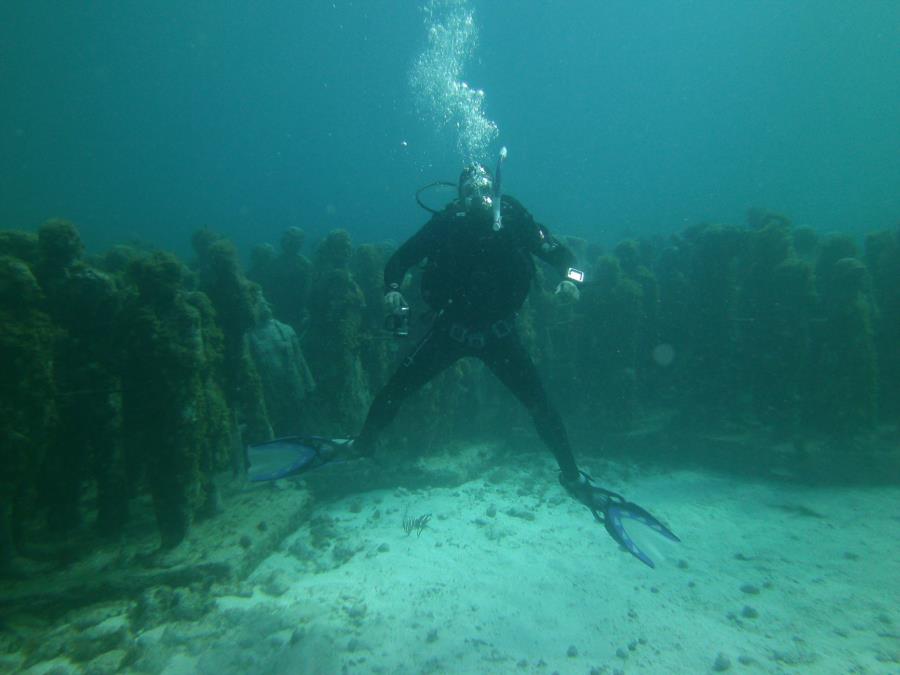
[409,0,499,164]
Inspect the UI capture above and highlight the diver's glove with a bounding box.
[560,470,680,568]
[555,280,580,303]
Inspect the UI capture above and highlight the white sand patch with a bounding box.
[139,461,900,674]
[15,450,888,674]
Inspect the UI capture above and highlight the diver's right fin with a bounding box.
[600,500,680,568]
[561,471,679,568]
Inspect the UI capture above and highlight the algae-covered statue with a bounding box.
[248,227,312,335]
[577,255,642,430]
[34,219,127,536]
[812,247,877,438]
[303,229,371,434]
[121,252,212,548]
[0,255,56,574]
[248,288,315,436]
[192,231,272,445]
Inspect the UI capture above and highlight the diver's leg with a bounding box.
[355,327,462,455]
[483,332,579,480]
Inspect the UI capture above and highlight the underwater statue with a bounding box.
[248,291,315,436]
[303,230,371,434]
[811,254,877,438]
[192,231,273,445]
[34,219,127,536]
[121,252,211,548]
[249,227,312,335]
[0,255,56,574]
[578,255,643,430]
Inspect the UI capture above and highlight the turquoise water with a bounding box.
[1,2,899,673]
[1,2,897,253]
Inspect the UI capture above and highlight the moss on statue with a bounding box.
[248,227,313,335]
[98,243,145,276]
[247,243,277,299]
[34,219,127,537]
[0,230,39,266]
[746,207,790,231]
[577,255,643,430]
[738,218,816,438]
[248,289,316,437]
[192,231,272,445]
[615,239,660,403]
[652,243,691,406]
[304,231,370,434]
[184,289,233,511]
[121,252,208,548]
[0,254,57,570]
[809,256,877,440]
[678,223,745,424]
[865,228,900,424]
[815,234,858,301]
[792,226,819,261]
[352,243,388,329]
[352,243,396,394]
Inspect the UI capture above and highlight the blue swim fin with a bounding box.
[601,500,681,569]
[562,472,680,568]
[245,436,348,482]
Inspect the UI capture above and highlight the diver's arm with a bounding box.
[529,219,577,279]
[533,225,577,279]
[507,199,581,296]
[383,216,443,292]
[506,196,577,279]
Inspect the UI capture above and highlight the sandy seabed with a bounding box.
[11,445,900,674]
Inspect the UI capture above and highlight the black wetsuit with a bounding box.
[355,195,580,479]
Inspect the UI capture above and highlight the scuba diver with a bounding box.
[353,155,580,466]
[247,150,678,566]
[352,150,679,567]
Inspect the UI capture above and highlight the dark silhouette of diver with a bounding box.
[354,162,580,474]
[349,156,679,567]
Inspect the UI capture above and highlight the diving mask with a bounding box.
[458,164,494,213]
